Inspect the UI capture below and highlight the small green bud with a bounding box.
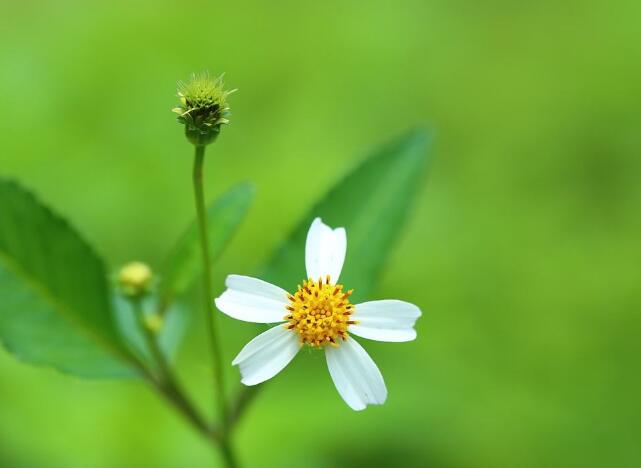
[172,72,236,147]
[118,261,153,298]
[143,313,164,334]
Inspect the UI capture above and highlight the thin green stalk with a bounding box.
[220,442,239,468]
[226,386,261,428]
[144,366,213,438]
[128,299,213,439]
[193,144,238,468]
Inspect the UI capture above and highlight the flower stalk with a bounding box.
[193,144,237,467]
[173,71,239,467]
[127,296,213,439]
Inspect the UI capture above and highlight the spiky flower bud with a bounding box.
[172,72,235,147]
[118,261,153,298]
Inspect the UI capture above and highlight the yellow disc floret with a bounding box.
[284,275,357,348]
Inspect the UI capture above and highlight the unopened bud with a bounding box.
[118,261,153,298]
[143,313,164,333]
[172,72,236,147]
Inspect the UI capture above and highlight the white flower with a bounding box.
[215,218,421,411]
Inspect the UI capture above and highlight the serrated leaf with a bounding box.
[159,182,254,311]
[261,130,431,302]
[0,179,136,378]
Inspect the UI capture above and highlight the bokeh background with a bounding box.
[1,0,640,467]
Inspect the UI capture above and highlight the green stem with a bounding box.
[220,441,239,468]
[145,367,214,438]
[193,145,238,468]
[226,386,261,428]
[128,299,214,439]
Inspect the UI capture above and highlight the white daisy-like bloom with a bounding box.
[215,218,421,410]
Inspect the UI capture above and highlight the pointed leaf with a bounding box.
[159,182,255,311]
[0,179,136,377]
[261,130,431,301]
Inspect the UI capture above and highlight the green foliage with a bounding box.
[158,182,255,312]
[261,130,431,301]
[0,179,254,378]
[0,179,135,377]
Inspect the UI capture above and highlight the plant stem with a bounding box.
[193,144,238,468]
[226,386,261,428]
[128,299,214,439]
[220,441,239,468]
[146,368,214,438]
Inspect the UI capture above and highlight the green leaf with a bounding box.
[261,129,431,301]
[0,179,136,377]
[158,182,255,311]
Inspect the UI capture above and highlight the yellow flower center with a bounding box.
[284,275,356,348]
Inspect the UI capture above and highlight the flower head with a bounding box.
[172,72,235,146]
[215,218,422,410]
[118,261,153,298]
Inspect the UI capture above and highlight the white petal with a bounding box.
[349,300,421,342]
[305,217,347,283]
[215,275,289,323]
[325,337,387,410]
[232,325,301,386]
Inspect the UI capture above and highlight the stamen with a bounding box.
[284,277,355,348]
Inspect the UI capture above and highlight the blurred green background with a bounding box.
[1,0,640,467]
